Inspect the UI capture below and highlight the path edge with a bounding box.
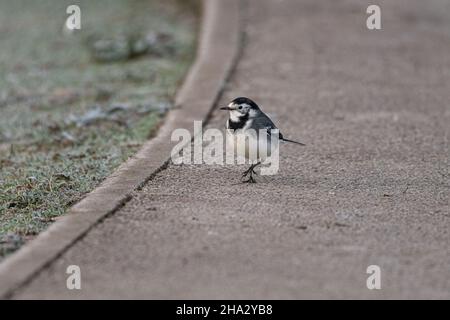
[0,0,242,299]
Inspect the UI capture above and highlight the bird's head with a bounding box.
[220,97,260,119]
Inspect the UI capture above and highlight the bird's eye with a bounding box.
[238,106,243,110]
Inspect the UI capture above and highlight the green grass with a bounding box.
[0,0,198,258]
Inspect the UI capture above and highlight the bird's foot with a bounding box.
[242,174,257,184]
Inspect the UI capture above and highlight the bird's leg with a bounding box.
[241,162,260,177]
[241,165,254,177]
[241,162,261,183]
[251,162,261,175]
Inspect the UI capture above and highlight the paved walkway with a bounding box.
[14,0,450,299]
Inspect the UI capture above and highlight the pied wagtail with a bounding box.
[220,97,305,183]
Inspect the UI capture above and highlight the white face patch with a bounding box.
[229,102,255,119]
[228,102,248,122]
[230,110,242,122]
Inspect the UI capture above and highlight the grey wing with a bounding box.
[251,114,281,144]
[251,113,278,131]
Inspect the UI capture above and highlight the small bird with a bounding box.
[220,97,305,183]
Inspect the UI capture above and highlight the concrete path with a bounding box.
[9,0,450,299]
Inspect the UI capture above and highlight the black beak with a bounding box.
[220,106,232,111]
